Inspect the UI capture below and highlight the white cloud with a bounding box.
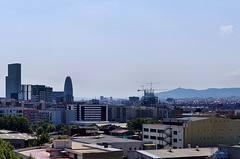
[220,25,233,35]
[228,69,240,76]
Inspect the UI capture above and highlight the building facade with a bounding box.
[23,109,39,127]
[142,117,240,149]
[68,104,108,121]
[21,84,32,101]
[31,85,53,102]
[0,107,23,117]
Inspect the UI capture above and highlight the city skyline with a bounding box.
[1,1,240,98]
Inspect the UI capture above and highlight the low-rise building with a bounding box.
[217,143,240,159]
[0,130,36,149]
[72,134,151,157]
[15,140,123,159]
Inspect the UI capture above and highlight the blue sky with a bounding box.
[0,0,240,98]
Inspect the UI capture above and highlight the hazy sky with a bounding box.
[1,0,240,98]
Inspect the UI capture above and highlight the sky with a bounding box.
[1,0,240,98]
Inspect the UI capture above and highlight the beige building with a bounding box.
[183,116,240,148]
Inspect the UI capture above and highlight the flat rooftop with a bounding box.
[18,148,51,159]
[0,133,35,140]
[137,147,217,158]
[16,141,122,159]
[72,134,142,144]
[70,121,127,128]
[163,117,209,123]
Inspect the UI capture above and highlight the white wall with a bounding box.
[172,126,184,149]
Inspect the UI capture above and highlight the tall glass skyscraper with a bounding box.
[64,76,73,96]
[6,63,21,100]
[64,76,73,103]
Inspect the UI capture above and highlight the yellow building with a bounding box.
[184,117,240,148]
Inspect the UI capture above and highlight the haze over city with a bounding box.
[1,0,240,98]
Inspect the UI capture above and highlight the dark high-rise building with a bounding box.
[6,63,21,100]
[63,76,73,103]
[31,85,53,102]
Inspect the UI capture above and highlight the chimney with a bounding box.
[103,142,108,148]
[196,146,199,151]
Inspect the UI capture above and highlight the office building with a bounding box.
[21,84,32,101]
[6,63,21,100]
[68,104,108,121]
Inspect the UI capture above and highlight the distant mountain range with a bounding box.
[155,87,240,99]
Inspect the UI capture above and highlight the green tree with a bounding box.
[56,135,68,140]
[127,118,162,131]
[0,139,24,159]
[36,126,44,135]
[27,154,36,159]
[0,116,33,133]
[32,133,50,146]
[37,120,56,133]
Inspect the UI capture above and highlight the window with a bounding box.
[144,135,149,139]
[158,129,164,133]
[179,139,182,141]
[158,137,164,140]
[173,138,177,143]
[150,136,156,140]
[144,128,149,132]
[150,129,156,133]
[173,131,177,135]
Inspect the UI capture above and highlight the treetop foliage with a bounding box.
[36,120,56,135]
[0,139,24,159]
[0,116,33,134]
[127,118,162,131]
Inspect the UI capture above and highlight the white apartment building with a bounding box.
[142,124,184,149]
[0,107,24,117]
